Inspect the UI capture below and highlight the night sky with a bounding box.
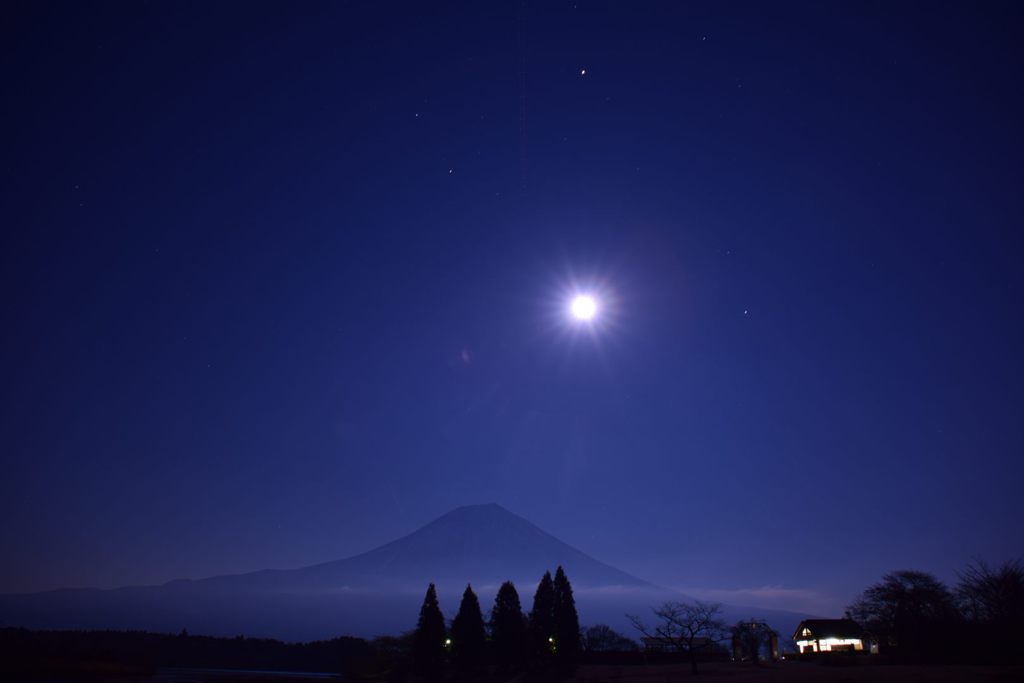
[2,1,1022,617]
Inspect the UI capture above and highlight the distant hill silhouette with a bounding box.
[0,504,803,640]
[193,503,650,593]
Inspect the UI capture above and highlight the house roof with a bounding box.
[793,619,864,640]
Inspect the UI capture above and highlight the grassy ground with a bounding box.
[569,661,1024,683]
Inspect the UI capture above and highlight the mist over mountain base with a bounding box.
[0,505,805,641]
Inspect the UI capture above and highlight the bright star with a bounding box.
[570,294,598,320]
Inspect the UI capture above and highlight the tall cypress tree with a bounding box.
[413,583,447,680]
[491,580,527,669]
[528,570,556,663]
[450,584,486,677]
[553,566,582,664]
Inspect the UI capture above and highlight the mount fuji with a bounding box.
[0,504,803,640]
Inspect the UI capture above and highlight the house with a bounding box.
[793,619,869,654]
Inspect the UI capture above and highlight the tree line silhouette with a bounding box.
[413,566,582,680]
[0,627,376,678]
[2,558,1020,679]
[846,559,1024,663]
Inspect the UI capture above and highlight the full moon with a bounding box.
[570,294,598,320]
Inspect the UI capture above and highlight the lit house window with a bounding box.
[792,620,869,655]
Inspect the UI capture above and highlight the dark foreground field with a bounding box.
[571,661,1024,683]
[122,662,1024,682]
[4,662,1024,683]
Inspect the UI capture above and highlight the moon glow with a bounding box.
[570,294,598,321]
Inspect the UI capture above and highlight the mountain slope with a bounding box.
[0,504,808,640]
[198,503,649,592]
[0,504,656,638]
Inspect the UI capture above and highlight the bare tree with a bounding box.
[956,558,1024,625]
[847,569,956,659]
[628,600,727,675]
[956,559,1024,662]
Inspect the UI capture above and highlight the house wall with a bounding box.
[795,637,863,652]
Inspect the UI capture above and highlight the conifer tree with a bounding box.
[491,580,527,669]
[450,583,486,677]
[553,566,582,664]
[528,570,556,663]
[413,583,447,680]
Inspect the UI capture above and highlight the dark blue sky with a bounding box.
[2,1,1022,615]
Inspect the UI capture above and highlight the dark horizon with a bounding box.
[2,0,1022,623]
